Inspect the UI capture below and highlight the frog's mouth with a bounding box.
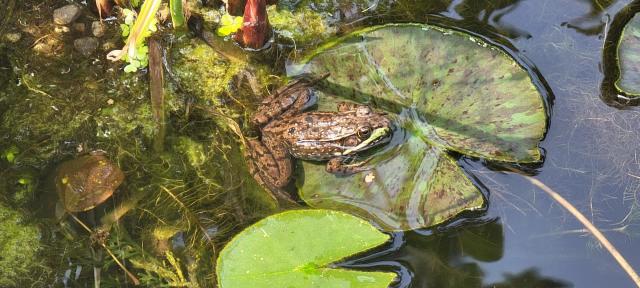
[341,127,392,156]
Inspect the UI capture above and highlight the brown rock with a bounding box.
[53,5,82,25]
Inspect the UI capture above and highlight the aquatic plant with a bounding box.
[107,0,187,71]
[109,2,160,72]
[217,209,396,287]
[216,14,243,37]
[234,0,272,49]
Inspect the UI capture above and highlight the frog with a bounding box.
[245,75,394,204]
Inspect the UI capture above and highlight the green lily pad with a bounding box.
[288,24,546,230]
[616,13,640,97]
[216,209,396,288]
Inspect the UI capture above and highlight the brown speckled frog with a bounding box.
[245,75,393,203]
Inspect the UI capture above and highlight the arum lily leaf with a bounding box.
[616,13,640,97]
[291,24,546,162]
[216,209,396,288]
[288,24,546,230]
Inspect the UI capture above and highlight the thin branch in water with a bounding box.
[69,214,141,286]
[148,38,166,152]
[508,169,640,287]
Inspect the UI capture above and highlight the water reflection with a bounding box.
[450,0,531,39]
[486,268,571,288]
[342,219,571,287]
[564,0,616,35]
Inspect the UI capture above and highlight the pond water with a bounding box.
[1,0,640,287]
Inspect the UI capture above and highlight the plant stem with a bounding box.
[509,169,640,287]
[170,0,186,30]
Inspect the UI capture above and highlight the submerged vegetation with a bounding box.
[1,0,640,287]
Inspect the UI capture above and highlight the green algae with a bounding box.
[269,6,334,45]
[0,203,49,287]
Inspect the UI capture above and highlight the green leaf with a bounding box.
[120,24,130,37]
[216,209,396,288]
[288,24,546,230]
[216,14,243,36]
[615,13,640,97]
[124,63,138,73]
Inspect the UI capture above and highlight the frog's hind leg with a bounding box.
[252,78,319,126]
[244,139,297,205]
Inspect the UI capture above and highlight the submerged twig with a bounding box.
[69,214,141,286]
[508,168,640,287]
[148,38,166,152]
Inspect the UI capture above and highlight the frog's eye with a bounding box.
[357,126,372,139]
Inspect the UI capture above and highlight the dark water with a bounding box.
[2,0,640,287]
[338,0,640,287]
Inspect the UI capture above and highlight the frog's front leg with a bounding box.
[245,137,295,203]
[325,157,372,175]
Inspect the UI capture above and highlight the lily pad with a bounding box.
[615,13,640,97]
[216,209,396,288]
[288,24,546,230]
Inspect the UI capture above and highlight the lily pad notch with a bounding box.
[216,209,397,288]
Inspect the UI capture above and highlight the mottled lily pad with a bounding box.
[616,13,640,97]
[289,24,546,230]
[216,209,396,288]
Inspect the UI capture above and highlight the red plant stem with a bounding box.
[95,0,113,19]
[234,0,271,49]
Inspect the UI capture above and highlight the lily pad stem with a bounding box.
[508,168,640,287]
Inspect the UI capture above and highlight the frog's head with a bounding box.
[340,107,393,156]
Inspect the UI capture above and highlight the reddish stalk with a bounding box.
[234,0,272,49]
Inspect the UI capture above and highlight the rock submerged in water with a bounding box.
[74,37,99,57]
[53,4,82,25]
[92,21,106,38]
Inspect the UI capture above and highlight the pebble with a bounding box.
[73,22,86,33]
[53,5,82,25]
[91,21,105,38]
[74,37,99,57]
[54,26,71,34]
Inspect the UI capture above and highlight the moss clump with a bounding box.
[0,203,48,287]
[171,39,245,107]
[176,136,207,168]
[269,6,334,45]
[95,98,156,140]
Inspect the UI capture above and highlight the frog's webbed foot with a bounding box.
[325,157,374,176]
[244,139,299,207]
